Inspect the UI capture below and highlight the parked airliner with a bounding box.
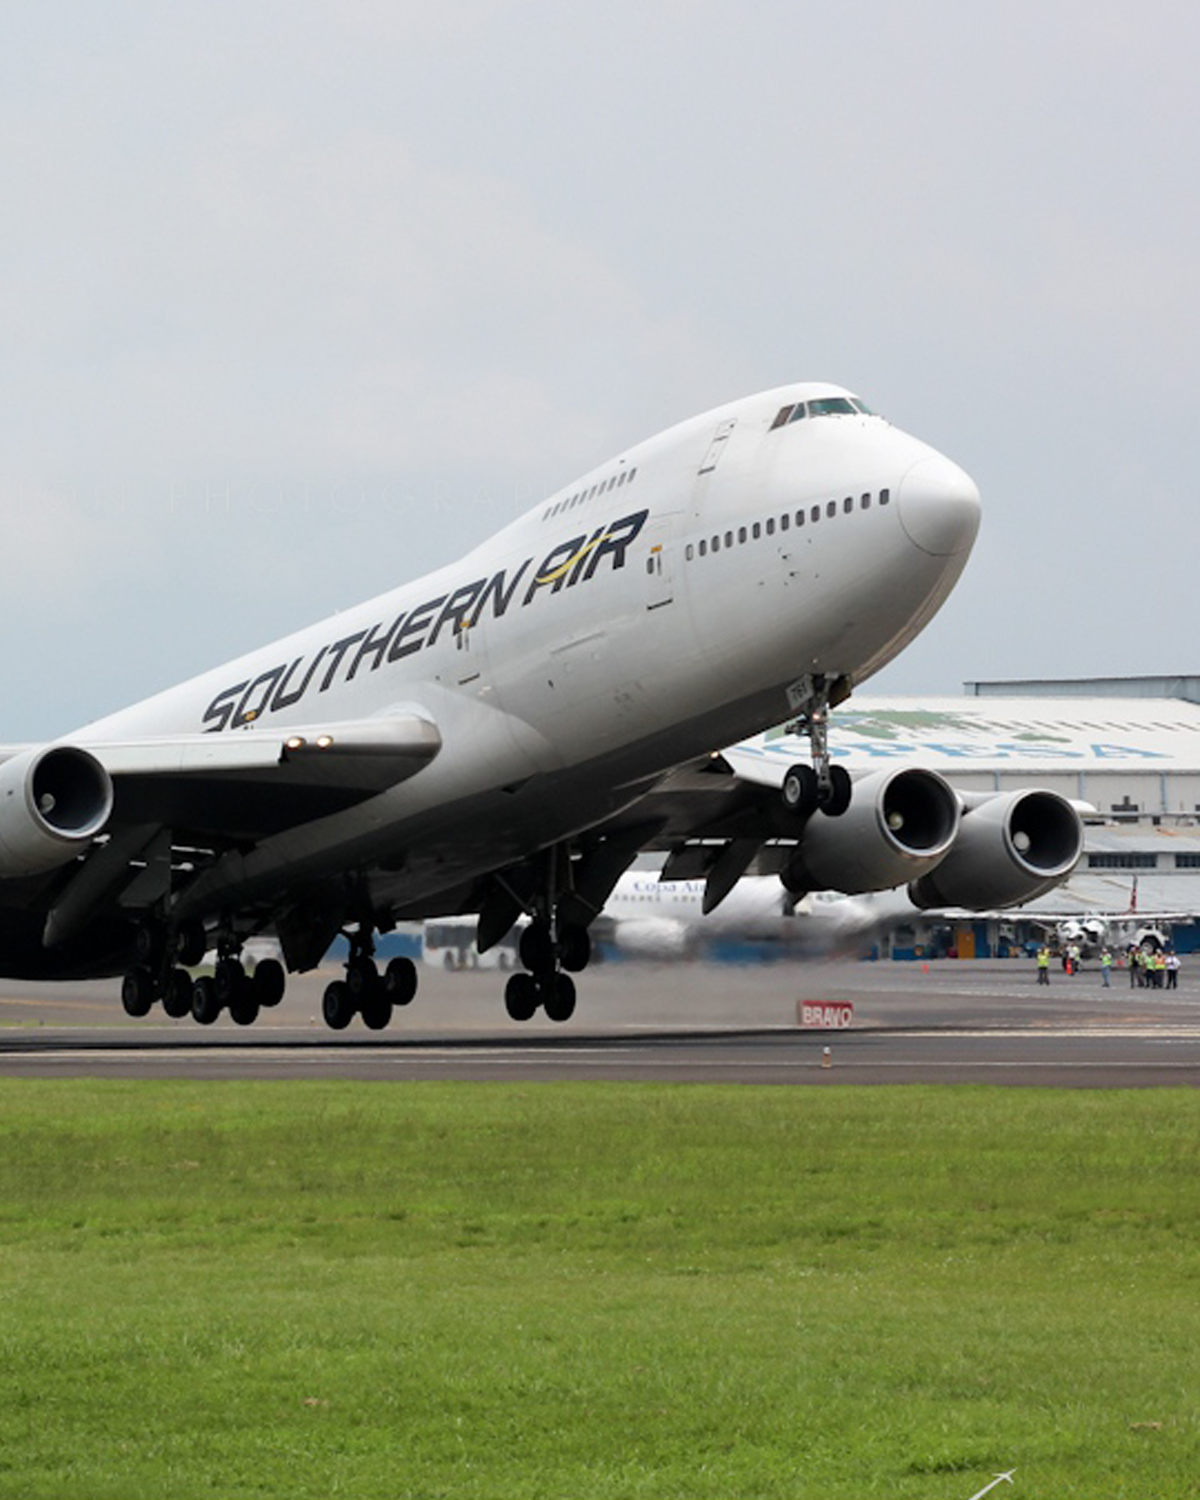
[593,873,904,959]
[0,381,1080,1028]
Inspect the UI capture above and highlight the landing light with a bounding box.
[316,734,334,749]
[285,736,306,751]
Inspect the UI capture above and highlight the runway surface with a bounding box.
[1,956,1197,1086]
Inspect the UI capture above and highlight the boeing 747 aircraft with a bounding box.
[584,873,907,960]
[0,382,1081,1028]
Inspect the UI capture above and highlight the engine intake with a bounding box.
[0,745,114,877]
[782,767,961,895]
[907,788,1083,910]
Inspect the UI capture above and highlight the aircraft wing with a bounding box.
[551,735,1084,930]
[0,711,441,886]
[89,714,442,842]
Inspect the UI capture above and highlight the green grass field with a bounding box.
[0,1081,1196,1498]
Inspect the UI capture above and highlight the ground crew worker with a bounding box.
[1036,946,1050,985]
[1100,948,1113,988]
[1166,951,1180,990]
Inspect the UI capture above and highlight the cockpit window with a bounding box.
[806,397,858,417]
[772,394,881,432]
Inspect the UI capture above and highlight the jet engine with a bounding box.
[782,767,961,895]
[0,745,114,877]
[907,789,1083,911]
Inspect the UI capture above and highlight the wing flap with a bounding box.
[87,713,441,841]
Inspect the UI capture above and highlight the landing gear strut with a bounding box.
[120,918,227,1023]
[189,936,287,1027]
[782,673,851,819]
[193,930,292,1026]
[321,927,417,1032]
[117,916,293,1027]
[504,907,592,1025]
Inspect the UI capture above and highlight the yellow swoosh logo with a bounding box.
[535,534,606,585]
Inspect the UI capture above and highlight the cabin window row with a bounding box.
[543,467,638,521]
[682,490,890,561]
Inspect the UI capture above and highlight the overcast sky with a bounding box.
[2,2,1196,739]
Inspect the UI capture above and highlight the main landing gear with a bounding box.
[190,950,286,1028]
[119,920,287,1027]
[321,931,417,1032]
[503,917,590,1024]
[119,915,421,1032]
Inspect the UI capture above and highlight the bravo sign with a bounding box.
[798,1001,854,1029]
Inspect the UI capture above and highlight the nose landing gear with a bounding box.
[782,673,853,820]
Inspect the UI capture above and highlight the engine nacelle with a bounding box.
[0,745,114,877]
[907,788,1083,910]
[782,767,961,895]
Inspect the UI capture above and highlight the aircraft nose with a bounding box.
[896,455,982,557]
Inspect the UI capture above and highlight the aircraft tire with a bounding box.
[191,976,221,1026]
[322,980,355,1031]
[557,924,591,973]
[361,993,393,1031]
[384,957,418,1005]
[519,921,555,977]
[819,764,853,817]
[162,967,194,1019]
[175,919,208,968]
[782,764,818,817]
[346,957,379,1001]
[504,971,539,1022]
[253,958,286,1008]
[229,983,260,1027]
[213,958,245,1007]
[543,971,577,1024]
[121,966,156,1018]
[133,923,165,967]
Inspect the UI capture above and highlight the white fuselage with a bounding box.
[74,383,981,918]
[602,874,915,958]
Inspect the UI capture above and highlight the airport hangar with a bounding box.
[768,676,1200,957]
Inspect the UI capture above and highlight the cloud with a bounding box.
[1,0,1198,729]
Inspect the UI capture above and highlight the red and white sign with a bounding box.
[798,1001,854,1029]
